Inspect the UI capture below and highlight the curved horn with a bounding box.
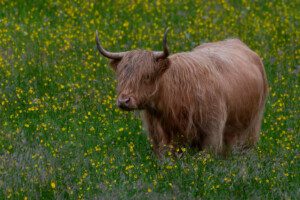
[153,28,170,59]
[95,30,125,60]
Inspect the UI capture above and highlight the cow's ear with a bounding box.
[156,58,170,76]
[109,59,120,71]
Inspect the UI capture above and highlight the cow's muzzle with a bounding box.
[117,96,135,111]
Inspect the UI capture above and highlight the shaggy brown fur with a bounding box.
[108,39,268,155]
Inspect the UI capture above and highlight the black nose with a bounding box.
[117,97,131,109]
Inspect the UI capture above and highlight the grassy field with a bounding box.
[0,0,299,199]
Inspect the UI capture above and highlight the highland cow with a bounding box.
[95,28,268,155]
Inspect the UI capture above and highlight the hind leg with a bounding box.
[224,114,262,151]
[223,129,240,152]
[242,114,262,148]
[202,116,227,154]
[200,103,229,154]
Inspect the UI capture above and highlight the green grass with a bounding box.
[0,0,299,199]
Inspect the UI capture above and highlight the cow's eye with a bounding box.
[144,74,151,83]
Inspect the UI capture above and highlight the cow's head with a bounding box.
[96,29,170,111]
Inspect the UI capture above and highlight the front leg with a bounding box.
[142,111,171,156]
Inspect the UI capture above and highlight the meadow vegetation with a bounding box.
[0,0,299,199]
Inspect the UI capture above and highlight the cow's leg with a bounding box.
[142,114,161,155]
[223,128,242,154]
[224,112,263,152]
[242,113,263,148]
[142,112,170,156]
[202,116,227,154]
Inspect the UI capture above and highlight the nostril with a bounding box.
[117,97,131,107]
[125,97,130,104]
